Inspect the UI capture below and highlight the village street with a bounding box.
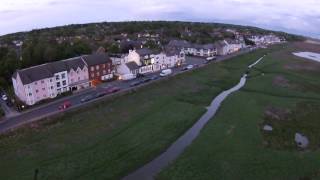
[0,48,251,134]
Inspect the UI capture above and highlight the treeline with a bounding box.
[0,21,304,90]
[0,37,91,90]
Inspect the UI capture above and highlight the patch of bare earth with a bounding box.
[272,75,293,88]
[284,62,320,71]
[264,106,291,121]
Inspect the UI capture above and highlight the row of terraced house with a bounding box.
[12,48,185,106]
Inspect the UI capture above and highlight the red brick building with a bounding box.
[82,54,115,85]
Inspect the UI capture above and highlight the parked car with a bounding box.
[136,73,145,78]
[130,81,141,87]
[95,91,107,98]
[181,67,188,71]
[141,78,152,83]
[150,75,159,80]
[193,64,199,68]
[80,94,95,103]
[160,69,172,77]
[120,74,136,80]
[104,86,121,94]
[206,56,216,61]
[1,94,8,101]
[186,65,194,70]
[59,101,72,110]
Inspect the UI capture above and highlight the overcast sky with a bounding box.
[0,0,319,38]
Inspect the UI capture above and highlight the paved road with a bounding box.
[0,48,253,134]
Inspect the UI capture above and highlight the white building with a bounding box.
[115,48,185,79]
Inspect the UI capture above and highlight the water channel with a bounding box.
[123,56,265,180]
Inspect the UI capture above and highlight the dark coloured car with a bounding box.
[141,78,152,83]
[136,73,145,78]
[130,81,141,87]
[104,86,121,94]
[95,91,107,98]
[150,75,159,80]
[181,67,188,71]
[59,101,72,110]
[80,94,95,103]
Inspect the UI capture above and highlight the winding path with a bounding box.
[123,56,266,180]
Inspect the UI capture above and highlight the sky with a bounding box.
[0,0,319,38]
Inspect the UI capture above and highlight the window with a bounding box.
[96,65,99,70]
[36,89,39,93]
[62,80,67,86]
[61,73,66,79]
[71,79,74,83]
[42,88,45,91]
[51,86,54,89]
[91,67,94,71]
[57,82,61,87]
[103,64,106,68]
[35,82,37,85]
[43,94,47,98]
[103,70,106,74]
[41,80,44,84]
[77,70,80,74]
[91,73,94,78]
[29,93,32,96]
[78,77,81,81]
[55,75,60,80]
[96,72,100,76]
[50,79,53,82]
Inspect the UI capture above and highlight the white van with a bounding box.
[160,69,172,77]
[206,56,216,61]
[120,74,136,80]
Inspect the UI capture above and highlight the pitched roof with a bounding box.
[136,48,154,56]
[167,40,192,48]
[63,57,86,71]
[82,53,111,66]
[46,60,68,74]
[126,62,140,70]
[164,48,181,56]
[13,55,91,85]
[16,64,53,85]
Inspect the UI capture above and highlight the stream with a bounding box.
[123,56,265,180]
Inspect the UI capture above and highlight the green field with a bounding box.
[0,48,271,179]
[157,42,320,180]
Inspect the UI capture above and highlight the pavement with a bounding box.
[0,48,253,134]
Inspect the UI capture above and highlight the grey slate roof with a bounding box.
[16,64,53,85]
[13,54,111,85]
[164,48,181,56]
[136,48,154,56]
[126,62,140,70]
[46,60,68,74]
[167,40,192,48]
[63,57,86,71]
[82,53,111,66]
